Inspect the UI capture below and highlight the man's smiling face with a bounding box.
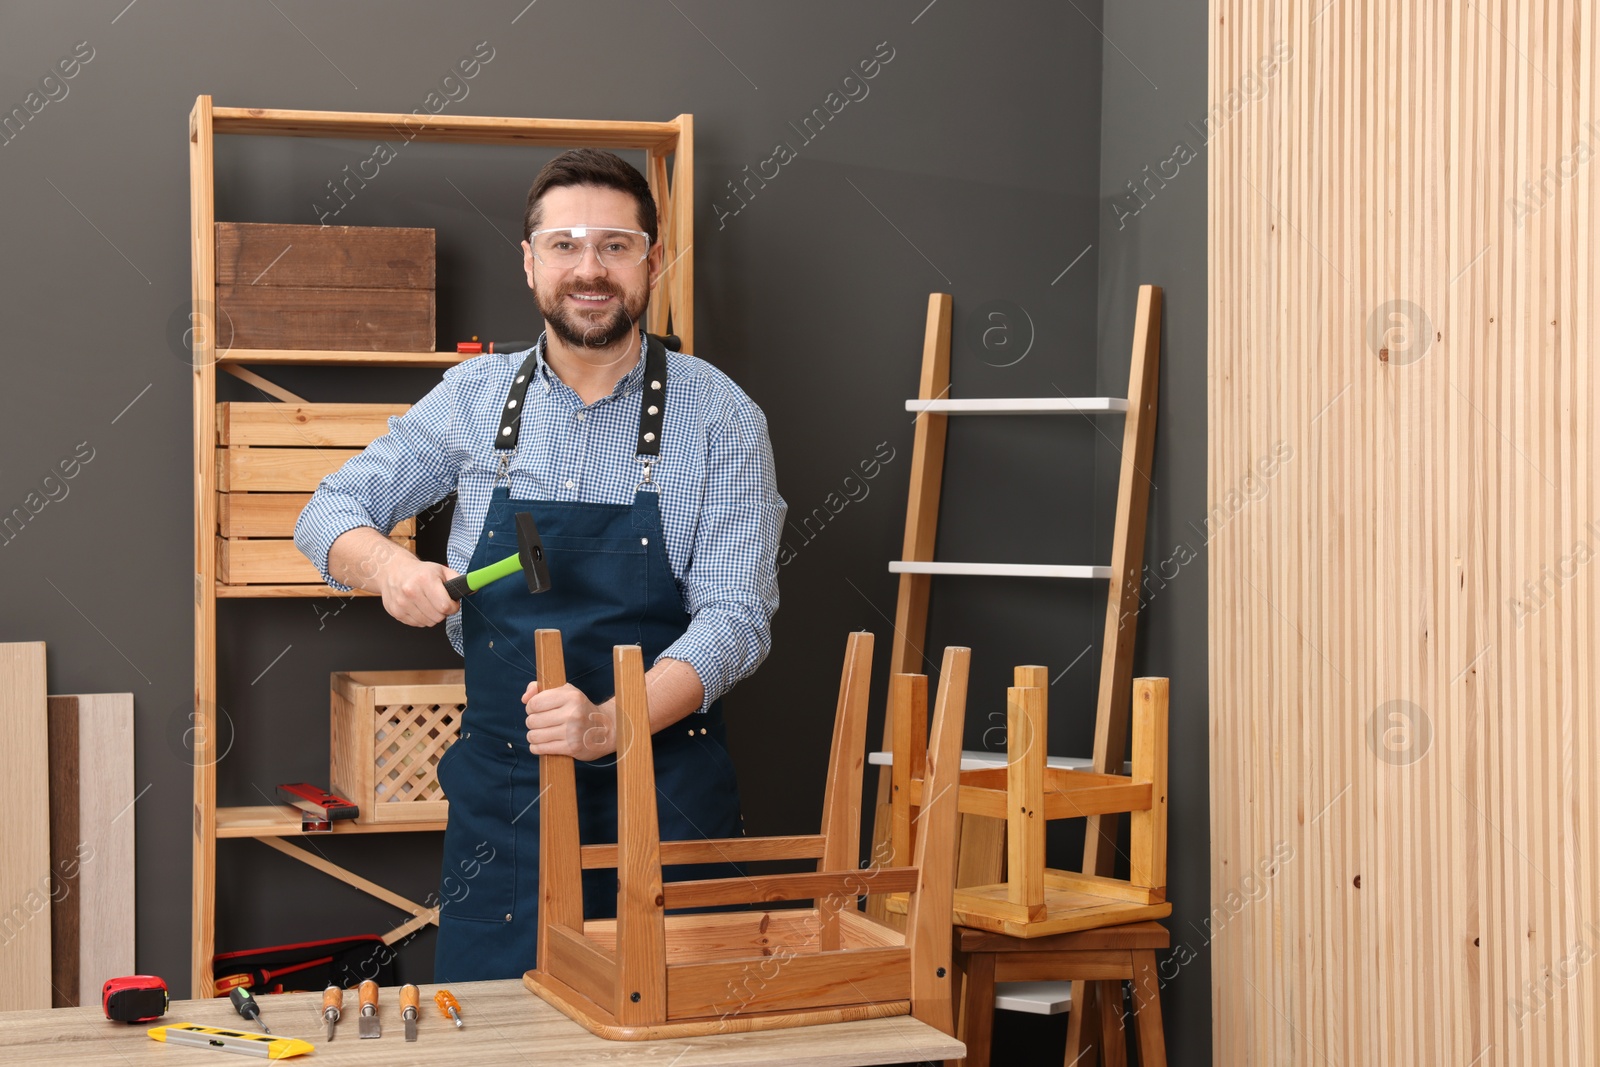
[523,184,659,352]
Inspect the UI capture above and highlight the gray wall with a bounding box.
[0,2,1205,1061]
[1098,0,1212,1060]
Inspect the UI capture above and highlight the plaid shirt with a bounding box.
[294,333,785,712]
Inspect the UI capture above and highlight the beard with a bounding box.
[533,275,651,351]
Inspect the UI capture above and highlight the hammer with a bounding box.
[443,512,551,600]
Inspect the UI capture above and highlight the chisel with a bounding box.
[400,984,419,1041]
[320,985,342,1041]
[357,979,380,1039]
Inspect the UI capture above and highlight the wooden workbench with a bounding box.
[0,979,963,1065]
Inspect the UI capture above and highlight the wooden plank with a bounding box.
[1083,283,1161,879]
[215,446,362,492]
[217,535,410,584]
[1042,869,1164,906]
[989,951,1135,984]
[904,645,970,1036]
[211,107,683,150]
[254,836,435,921]
[665,947,909,1021]
[580,834,824,869]
[955,920,1171,954]
[909,777,1153,820]
[582,910,831,963]
[219,492,415,538]
[545,925,617,1014]
[214,805,446,837]
[818,632,874,890]
[220,363,306,404]
[667,113,694,350]
[219,348,465,367]
[612,645,665,1024]
[661,868,919,911]
[215,222,434,289]
[216,284,434,352]
[217,402,410,447]
[1130,949,1167,1066]
[534,630,583,977]
[950,883,1170,940]
[46,695,135,1007]
[0,643,52,1011]
[1127,678,1168,890]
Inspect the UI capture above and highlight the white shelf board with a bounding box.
[905,397,1129,414]
[889,561,1113,580]
[994,981,1073,1015]
[869,749,1095,772]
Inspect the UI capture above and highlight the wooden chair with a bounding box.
[523,628,972,1040]
[891,674,1171,1065]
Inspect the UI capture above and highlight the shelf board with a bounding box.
[210,106,682,151]
[217,349,471,368]
[216,805,446,838]
[869,749,1097,772]
[905,397,1130,414]
[889,561,1113,580]
[215,583,374,598]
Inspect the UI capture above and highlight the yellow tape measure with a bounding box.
[148,1022,313,1059]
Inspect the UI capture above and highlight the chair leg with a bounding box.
[1130,949,1167,1067]
[953,950,994,1067]
[1064,979,1098,1067]
[1094,979,1128,1067]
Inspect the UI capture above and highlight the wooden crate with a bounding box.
[330,670,464,825]
[214,402,411,586]
[214,222,435,351]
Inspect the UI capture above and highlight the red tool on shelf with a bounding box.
[275,782,358,832]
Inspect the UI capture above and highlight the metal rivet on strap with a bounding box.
[507,399,517,409]
[651,380,662,390]
[516,375,526,383]
[501,426,512,436]
[700,728,707,735]
[647,405,659,415]
[643,432,656,443]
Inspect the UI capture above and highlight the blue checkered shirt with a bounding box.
[293,333,785,712]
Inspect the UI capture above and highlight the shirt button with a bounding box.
[565,479,575,489]
[576,411,586,421]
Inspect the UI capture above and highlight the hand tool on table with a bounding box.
[443,511,551,599]
[102,975,169,1022]
[275,782,358,832]
[148,1022,313,1059]
[435,988,464,1028]
[400,983,420,1041]
[320,985,342,1041]
[229,986,271,1033]
[358,978,380,1039]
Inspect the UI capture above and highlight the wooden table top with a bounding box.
[2,978,963,1065]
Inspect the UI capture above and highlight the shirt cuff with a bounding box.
[654,637,722,714]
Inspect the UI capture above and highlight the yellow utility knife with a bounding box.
[149,1022,313,1059]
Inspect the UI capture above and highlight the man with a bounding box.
[294,148,785,982]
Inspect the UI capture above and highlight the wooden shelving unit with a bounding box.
[188,96,695,996]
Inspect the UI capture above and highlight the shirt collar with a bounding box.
[533,330,649,400]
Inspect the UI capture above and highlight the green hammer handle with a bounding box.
[443,549,522,600]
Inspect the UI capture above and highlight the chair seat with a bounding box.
[951,883,1172,938]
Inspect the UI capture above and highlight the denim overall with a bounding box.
[432,335,744,982]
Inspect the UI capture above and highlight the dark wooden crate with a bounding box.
[215,222,435,351]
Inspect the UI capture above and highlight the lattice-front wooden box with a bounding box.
[330,670,464,824]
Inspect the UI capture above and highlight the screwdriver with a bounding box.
[321,985,342,1041]
[400,984,419,1041]
[228,987,271,1034]
[435,988,464,1028]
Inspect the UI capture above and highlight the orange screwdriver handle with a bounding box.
[400,984,419,1018]
[359,979,378,1014]
[322,985,343,1019]
[434,989,460,1018]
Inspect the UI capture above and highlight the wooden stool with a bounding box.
[524,629,972,1040]
[951,921,1170,1067]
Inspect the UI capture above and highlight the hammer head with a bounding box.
[515,511,552,594]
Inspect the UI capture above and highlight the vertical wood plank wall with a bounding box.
[1209,2,1596,1064]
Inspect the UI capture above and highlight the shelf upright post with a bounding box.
[188,93,220,999]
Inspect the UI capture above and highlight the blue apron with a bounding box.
[432,335,744,982]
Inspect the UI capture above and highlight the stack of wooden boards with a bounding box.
[0,642,136,1010]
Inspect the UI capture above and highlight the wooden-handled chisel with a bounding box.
[400,984,419,1041]
[357,979,379,1039]
[321,985,341,1041]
